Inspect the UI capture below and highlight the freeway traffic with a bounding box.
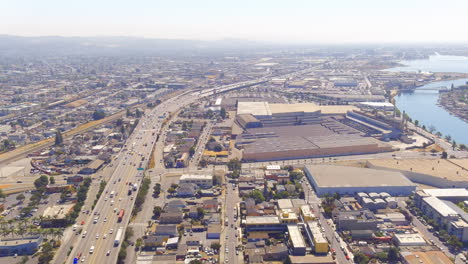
[66,67,320,263]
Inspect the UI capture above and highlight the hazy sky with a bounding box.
[2,0,468,43]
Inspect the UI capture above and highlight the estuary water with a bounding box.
[388,53,468,145]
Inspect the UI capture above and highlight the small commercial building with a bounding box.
[0,236,43,256]
[306,221,329,254]
[394,233,426,246]
[41,204,75,227]
[179,174,213,188]
[401,250,453,264]
[287,225,306,256]
[245,216,283,232]
[206,224,221,239]
[300,205,315,221]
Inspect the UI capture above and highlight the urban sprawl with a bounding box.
[0,47,468,264]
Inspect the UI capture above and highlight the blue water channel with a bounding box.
[387,54,468,145]
[395,79,468,145]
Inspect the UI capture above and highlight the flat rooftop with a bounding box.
[42,204,75,219]
[245,216,281,225]
[287,225,306,248]
[237,101,358,116]
[401,251,452,264]
[243,134,383,155]
[179,174,212,180]
[421,188,468,198]
[422,196,458,217]
[245,124,335,138]
[305,165,416,188]
[237,102,271,116]
[367,159,468,182]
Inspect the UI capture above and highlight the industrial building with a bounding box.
[236,102,357,128]
[178,174,213,188]
[304,165,417,197]
[242,133,392,161]
[287,225,306,255]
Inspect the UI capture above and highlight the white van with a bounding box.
[82,231,87,238]
[72,224,77,231]
[89,246,95,254]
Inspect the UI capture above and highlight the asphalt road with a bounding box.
[221,184,242,264]
[66,94,186,264]
[301,181,350,263]
[62,68,333,263]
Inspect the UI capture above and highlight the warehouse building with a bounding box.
[304,165,416,197]
[242,134,392,161]
[236,102,357,128]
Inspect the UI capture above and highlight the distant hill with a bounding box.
[0,35,270,56]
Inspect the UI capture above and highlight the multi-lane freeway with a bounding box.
[66,70,296,263]
[66,91,198,263]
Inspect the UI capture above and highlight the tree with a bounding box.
[290,171,303,182]
[227,158,242,171]
[376,252,388,262]
[189,146,195,157]
[189,260,202,264]
[452,141,457,150]
[428,125,436,133]
[1,139,15,151]
[54,130,63,146]
[0,188,5,199]
[249,190,265,204]
[92,109,106,120]
[16,194,25,203]
[388,247,399,261]
[34,175,49,190]
[49,176,55,185]
[283,256,292,264]
[196,207,205,219]
[211,242,221,251]
[199,159,208,168]
[213,144,223,152]
[448,235,462,250]
[414,120,419,127]
[445,135,452,142]
[153,206,162,219]
[220,108,227,119]
[38,242,54,264]
[167,187,176,195]
[459,144,467,150]
[135,238,143,249]
[353,252,370,264]
[441,151,448,159]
